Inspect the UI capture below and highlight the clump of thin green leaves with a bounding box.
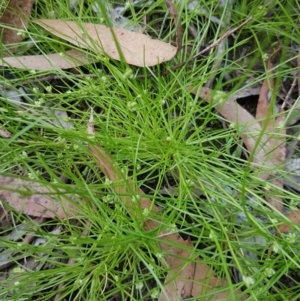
[1,0,300,300]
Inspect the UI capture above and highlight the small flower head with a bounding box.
[104,177,113,186]
[70,236,77,244]
[269,218,278,224]
[276,120,285,130]
[168,223,177,233]
[113,275,119,282]
[28,171,40,180]
[186,178,194,187]
[264,268,275,278]
[120,166,128,174]
[74,279,83,287]
[34,99,44,107]
[20,151,28,159]
[131,194,140,203]
[160,99,166,106]
[209,231,215,240]
[32,87,39,94]
[123,68,133,79]
[17,30,26,38]
[127,101,137,111]
[135,282,144,290]
[57,137,66,144]
[262,53,269,61]
[285,232,296,244]
[212,91,227,104]
[264,183,272,191]
[272,242,281,253]
[45,86,52,93]
[124,1,130,9]
[242,275,255,287]
[151,289,159,299]
[229,122,236,129]
[49,10,56,18]
[142,208,149,217]
[103,194,114,204]
[13,267,24,273]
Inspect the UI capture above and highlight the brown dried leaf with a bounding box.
[1,49,97,70]
[0,201,12,229]
[0,0,34,54]
[256,59,274,125]
[0,175,77,218]
[192,264,247,301]
[277,209,300,234]
[0,127,12,138]
[158,234,195,301]
[190,87,275,178]
[255,57,285,212]
[34,19,177,67]
[190,86,285,212]
[158,233,246,301]
[191,87,285,175]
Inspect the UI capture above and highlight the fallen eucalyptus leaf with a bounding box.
[34,19,177,67]
[0,175,77,218]
[1,50,97,70]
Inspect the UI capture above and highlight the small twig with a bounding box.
[297,51,300,97]
[165,0,183,53]
[281,76,297,110]
[22,217,46,244]
[204,0,232,88]
[170,16,253,72]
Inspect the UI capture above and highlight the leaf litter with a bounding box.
[0,0,34,54]
[0,1,300,300]
[0,175,78,219]
[1,18,177,70]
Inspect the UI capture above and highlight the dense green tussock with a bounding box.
[1,0,300,300]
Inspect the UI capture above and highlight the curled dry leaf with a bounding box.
[158,234,195,301]
[34,19,177,67]
[277,209,300,234]
[0,175,77,218]
[0,127,12,138]
[1,50,98,70]
[190,87,286,212]
[190,87,282,181]
[255,56,285,212]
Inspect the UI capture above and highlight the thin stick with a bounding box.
[170,16,253,72]
[204,0,233,88]
[165,0,183,53]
